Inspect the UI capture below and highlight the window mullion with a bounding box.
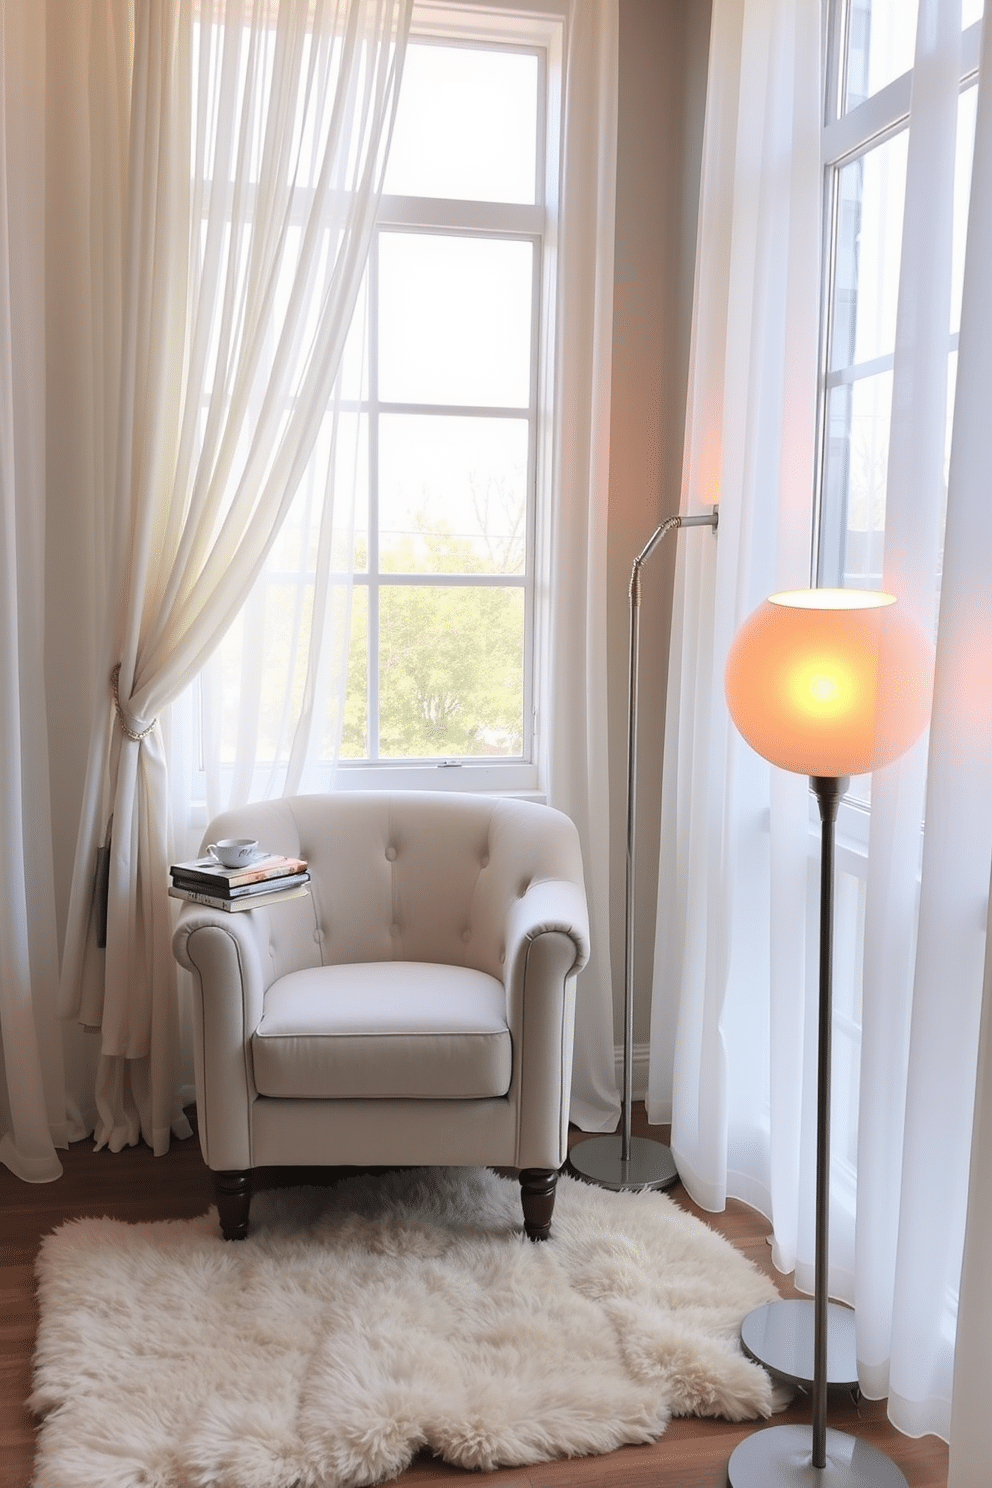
[367,231,382,763]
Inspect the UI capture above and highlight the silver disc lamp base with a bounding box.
[727,1424,908,1487]
[568,1134,679,1191]
[741,1299,858,1388]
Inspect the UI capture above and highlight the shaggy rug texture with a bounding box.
[31,1165,788,1488]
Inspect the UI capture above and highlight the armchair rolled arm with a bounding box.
[503,877,590,1171]
[172,904,270,1171]
[504,876,590,987]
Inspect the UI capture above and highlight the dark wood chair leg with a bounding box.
[215,1170,251,1241]
[519,1167,558,1241]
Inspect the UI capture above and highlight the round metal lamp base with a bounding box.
[567,1134,679,1191]
[742,1299,858,1388]
[727,1425,907,1487]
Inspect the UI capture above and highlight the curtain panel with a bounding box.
[56,0,413,1155]
[945,9,992,1482]
[0,0,68,1182]
[167,0,624,1133]
[0,0,621,1180]
[651,0,992,1450]
[898,0,992,1449]
[542,0,622,1131]
[647,0,821,1218]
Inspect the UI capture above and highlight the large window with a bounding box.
[344,36,546,779]
[817,0,982,808]
[818,0,982,596]
[193,5,560,806]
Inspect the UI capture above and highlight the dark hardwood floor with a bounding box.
[0,1108,949,1488]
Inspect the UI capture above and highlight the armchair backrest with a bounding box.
[196,791,585,984]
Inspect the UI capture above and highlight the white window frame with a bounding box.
[815,3,982,597]
[333,0,565,795]
[184,1,567,810]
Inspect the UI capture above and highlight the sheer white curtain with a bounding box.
[945,17,992,1479]
[647,0,821,1225]
[174,0,623,1131]
[891,0,992,1444]
[949,903,992,1485]
[542,0,621,1130]
[0,1,68,1182]
[172,327,368,835]
[650,0,992,1447]
[57,0,412,1156]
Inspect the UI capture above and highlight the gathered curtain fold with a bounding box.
[651,0,992,1451]
[941,11,992,1481]
[542,0,622,1131]
[57,0,412,1155]
[0,0,68,1183]
[896,0,992,1449]
[168,0,624,1132]
[647,0,821,1214]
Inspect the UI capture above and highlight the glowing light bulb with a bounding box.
[808,673,840,704]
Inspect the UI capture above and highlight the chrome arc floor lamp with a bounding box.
[570,506,718,1193]
[723,587,933,1488]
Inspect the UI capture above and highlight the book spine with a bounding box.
[169,883,309,912]
[225,873,308,898]
[169,885,242,910]
[224,858,307,887]
[172,872,308,901]
[172,859,307,892]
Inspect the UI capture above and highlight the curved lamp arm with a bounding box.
[621,507,719,1162]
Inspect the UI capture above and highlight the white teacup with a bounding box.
[207,837,258,869]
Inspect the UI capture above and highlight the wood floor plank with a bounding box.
[0,1109,949,1488]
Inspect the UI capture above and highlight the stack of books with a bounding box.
[169,852,310,912]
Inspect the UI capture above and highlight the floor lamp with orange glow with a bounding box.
[723,589,933,1488]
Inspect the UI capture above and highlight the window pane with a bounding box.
[268,409,368,575]
[340,586,368,759]
[831,132,907,370]
[951,86,978,337]
[844,1,983,113]
[821,373,891,590]
[379,414,528,575]
[378,585,524,757]
[378,233,533,406]
[384,44,538,204]
[845,0,918,112]
[215,578,313,764]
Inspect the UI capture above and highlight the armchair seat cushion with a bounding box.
[251,961,512,1100]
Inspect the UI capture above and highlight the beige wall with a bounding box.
[607,0,711,1062]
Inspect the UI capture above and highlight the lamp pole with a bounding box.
[727,770,906,1487]
[811,774,844,1466]
[570,507,718,1192]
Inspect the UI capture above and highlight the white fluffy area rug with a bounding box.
[31,1165,789,1488]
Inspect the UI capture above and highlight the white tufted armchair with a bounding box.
[172,791,590,1242]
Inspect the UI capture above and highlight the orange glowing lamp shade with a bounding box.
[724,589,934,778]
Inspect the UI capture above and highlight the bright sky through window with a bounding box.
[377,232,533,407]
[845,0,984,111]
[383,43,538,202]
